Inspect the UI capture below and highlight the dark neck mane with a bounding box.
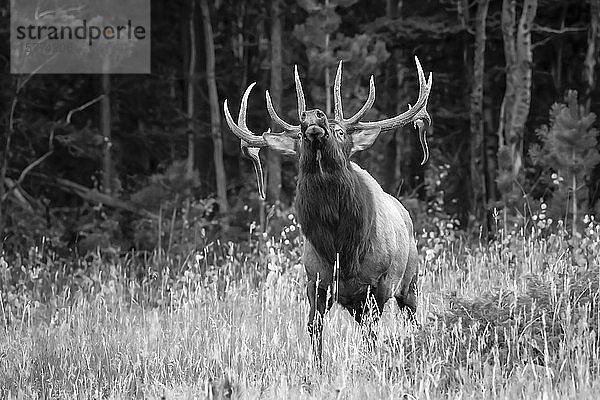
[295,154,375,275]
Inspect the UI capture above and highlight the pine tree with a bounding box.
[529,90,600,236]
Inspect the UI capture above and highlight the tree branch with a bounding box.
[532,24,587,34]
[53,177,159,219]
[66,95,103,124]
[1,95,104,203]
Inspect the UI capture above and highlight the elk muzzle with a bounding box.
[304,125,326,142]
[301,109,328,142]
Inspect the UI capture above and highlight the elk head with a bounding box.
[224,57,432,198]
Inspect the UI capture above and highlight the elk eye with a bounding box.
[300,111,307,121]
[316,110,324,119]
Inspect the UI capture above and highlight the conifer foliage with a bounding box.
[530,90,600,234]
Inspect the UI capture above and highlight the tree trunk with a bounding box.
[583,0,600,113]
[324,0,331,116]
[499,0,516,151]
[383,0,400,194]
[200,0,228,212]
[395,63,416,195]
[506,0,537,177]
[101,72,112,195]
[584,0,600,215]
[384,0,414,197]
[186,0,197,181]
[572,169,577,238]
[484,108,498,203]
[458,0,474,217]
[470,0,490,226]
[238,2,248,91]
[457,0,470,29]
[267,0,283,202]
[257,9,269,226]
[552,3,567,93]
[0,81,18,233]
[236,3,249,183]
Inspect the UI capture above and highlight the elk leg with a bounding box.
[396,245,418,322]
[395,273,417,322]
[306,281,331,367]
[348,291,383,323]
[349,288,386,345]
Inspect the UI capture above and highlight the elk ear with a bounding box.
[350,127,382,155]
[264,132,297,156]
[242,133,296,200]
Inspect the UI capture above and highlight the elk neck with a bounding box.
[295,143,376,276]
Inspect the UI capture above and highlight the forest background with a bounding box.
[1,0,599,256]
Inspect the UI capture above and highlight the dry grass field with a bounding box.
[1,217,600,399]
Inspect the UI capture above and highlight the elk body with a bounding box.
[224,58,432,362]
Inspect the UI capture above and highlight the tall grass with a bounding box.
[1,217,600,399]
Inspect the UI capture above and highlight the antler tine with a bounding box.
[413,69,432,165]
[294,65,306,118]
[266,90,299,132]
[223,86,268,147]
[334,61,344,121]
[238,82,256,129]
[413,71,433,127]
[415,56,433,104]
[426,72,433,107]
[344,75,375,126]
[355,56,431,132]
[416,119,429,165]
[415,56,426,94]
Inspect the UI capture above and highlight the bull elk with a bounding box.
[224,57,432,363]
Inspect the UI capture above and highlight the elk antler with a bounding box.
[410,60,432,164]
[224,80,301,199]
[333,62,376,125]
[224,83,269,147]
[294,65,307,119]
[225,60,433,198]
[333,56,433,163]
[224,83,268,198]
[265,65,307,132]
